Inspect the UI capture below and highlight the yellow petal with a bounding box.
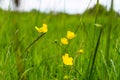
[41,24,48,33]
[67,57,73,65]
[64,53,69,58]
[35,26,42,32]
[35,26,39,31]
[43,24,47,27]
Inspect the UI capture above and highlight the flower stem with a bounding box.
[23,33,46,54]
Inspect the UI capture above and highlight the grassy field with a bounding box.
[0,6,120,80]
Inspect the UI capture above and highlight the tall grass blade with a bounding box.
[88,28,102,80]
[105,0,114,79]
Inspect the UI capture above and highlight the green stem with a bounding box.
[88,28,102,80]
[23,33,46,54]
[73,65,81,77]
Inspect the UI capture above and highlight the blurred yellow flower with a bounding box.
[62,53,73,66]
[66,31,76,39]
[35,24,48,33]
[63,75,69,79]
[78,49,84,54]
[61,38,68,45]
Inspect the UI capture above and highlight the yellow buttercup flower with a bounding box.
[66,31,76,39]
[35,24,48,33]
[78,49,84,54]
[61,38,68,45]
[62,53,73,66]
[63,75,69,79]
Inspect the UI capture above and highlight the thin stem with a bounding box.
[23,33,46,54]
[73,65,81,77]
[88,28,102,79]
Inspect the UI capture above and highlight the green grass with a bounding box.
[0,8,120,80]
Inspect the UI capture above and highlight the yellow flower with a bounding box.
[78,49,84,54]
[63,75,69,79]
[62,53,73,66]
[61,38,68,45]
[66,31,76,39]
[35,24,48,33]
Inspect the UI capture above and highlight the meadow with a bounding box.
[0,4,120,80]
